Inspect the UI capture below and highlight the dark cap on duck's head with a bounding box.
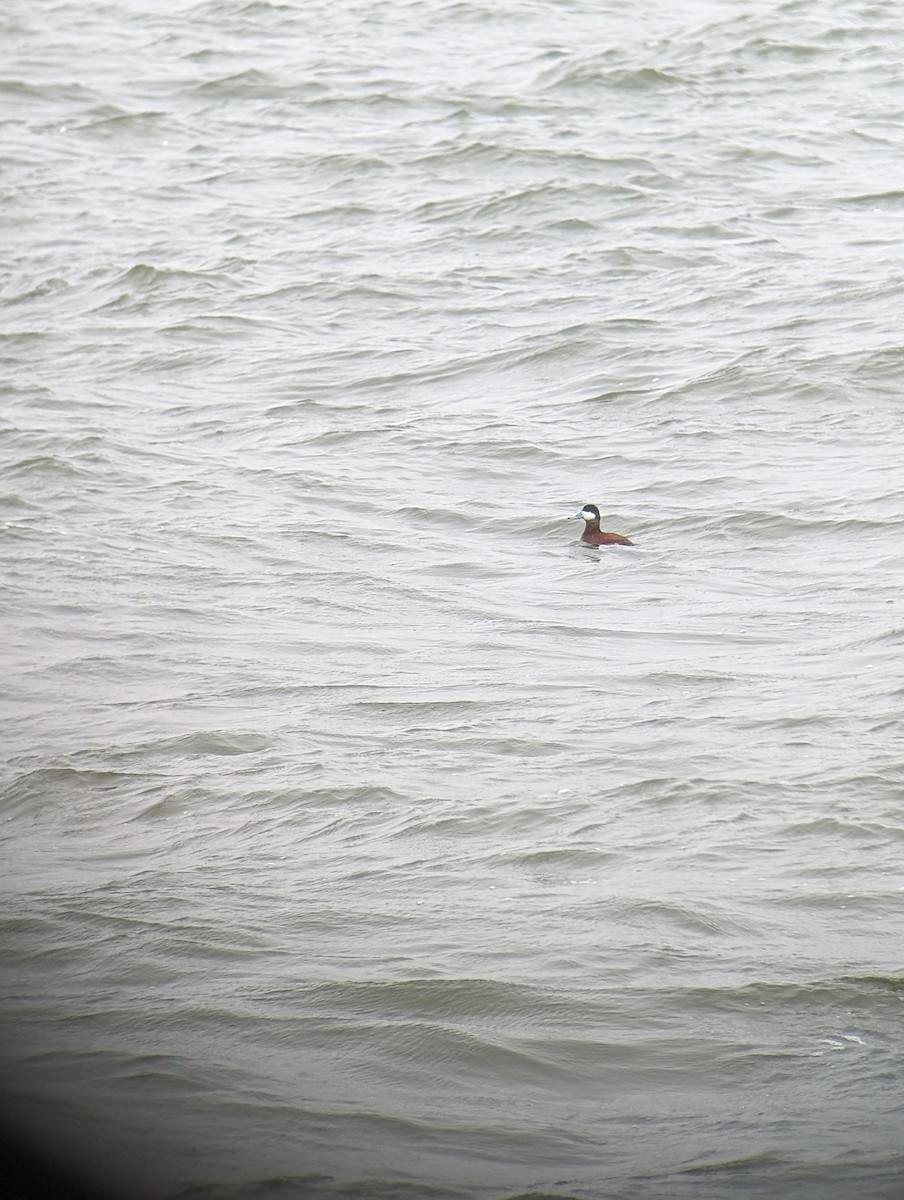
[574,503,600,521]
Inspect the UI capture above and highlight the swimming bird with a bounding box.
[573,503,634,546]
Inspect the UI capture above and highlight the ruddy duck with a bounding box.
[574,503,634,546]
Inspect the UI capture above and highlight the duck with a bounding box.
[573,503,634,546]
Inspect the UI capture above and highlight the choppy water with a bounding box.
[3,0,904,1197]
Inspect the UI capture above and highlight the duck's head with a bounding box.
[574,504,600,523]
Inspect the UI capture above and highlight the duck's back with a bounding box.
[583,529,634,546]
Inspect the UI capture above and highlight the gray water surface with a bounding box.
[2,0,904,1197]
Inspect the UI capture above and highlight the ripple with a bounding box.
[3,0,904,1195]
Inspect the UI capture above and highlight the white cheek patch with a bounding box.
[581,509,596,521]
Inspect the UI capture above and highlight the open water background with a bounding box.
[2,0,904,1197]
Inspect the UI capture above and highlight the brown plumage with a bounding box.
[575,503,634,547]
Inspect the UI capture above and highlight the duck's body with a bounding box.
[574,503,634,547]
